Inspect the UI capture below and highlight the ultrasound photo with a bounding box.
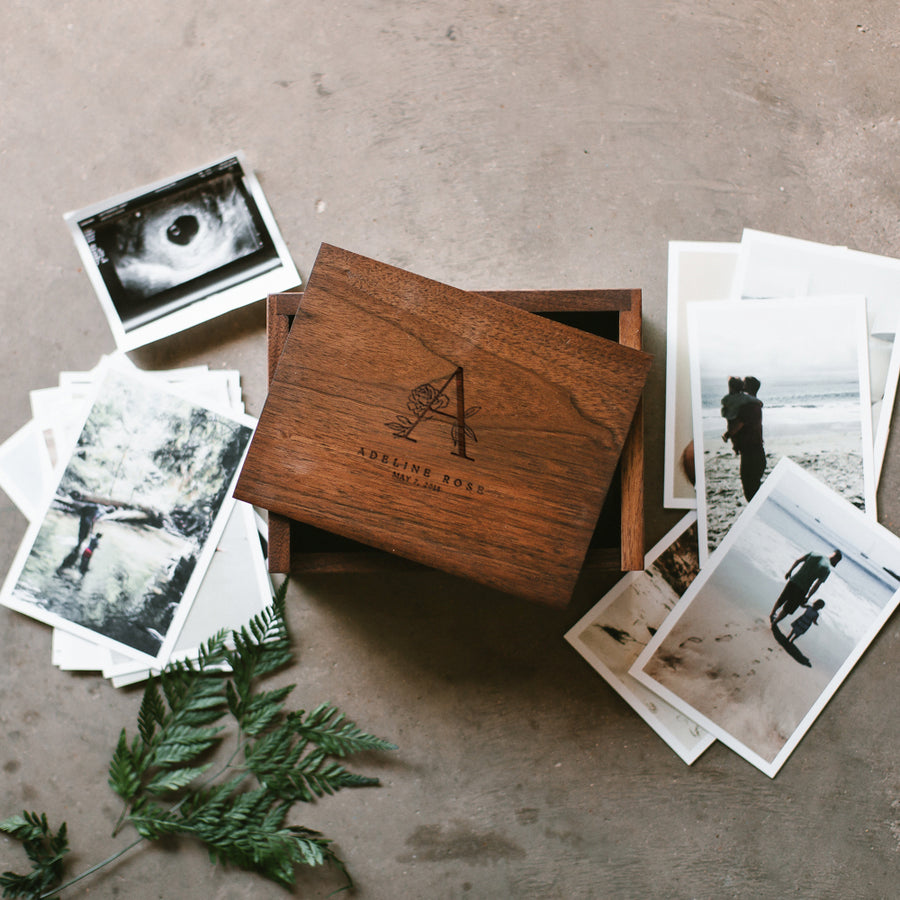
[100,171,266,301]
[66,154,300,350]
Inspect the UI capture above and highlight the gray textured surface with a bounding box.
[2,3,899,898]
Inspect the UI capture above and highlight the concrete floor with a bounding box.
[2,2,900,897]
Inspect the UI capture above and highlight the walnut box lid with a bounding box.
[234,244,652,606]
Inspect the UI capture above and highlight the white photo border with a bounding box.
[664,241,740,509]
[874,309,900,478]
[0,360,256,668]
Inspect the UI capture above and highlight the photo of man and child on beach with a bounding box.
[731,229,900,478]
[631,459,900,777]
[688,295,876,562]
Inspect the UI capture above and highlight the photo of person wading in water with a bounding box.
[56,499,105,576]
[721,375,765,502]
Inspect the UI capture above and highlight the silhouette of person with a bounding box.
[79,533,102,576]
[723,376,765,501]
[771,550,842,626]
[787,599,825,645]
[721,376,757,454]
[57,501,102,574]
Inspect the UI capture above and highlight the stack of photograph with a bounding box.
[0,356,272,688]
[567,229,900,777]
[0,152,297,687]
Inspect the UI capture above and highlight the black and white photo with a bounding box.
[688,295,875,561]
[730,229,900,479]
[65,153,299,351]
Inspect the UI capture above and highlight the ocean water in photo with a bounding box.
[701,373,864,441]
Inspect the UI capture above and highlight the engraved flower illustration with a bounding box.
[386,374,479,453]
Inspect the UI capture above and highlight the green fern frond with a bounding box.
[137,679,166,745]
[3,580,395,896]
[228,684,295,736]
[170,686,229,729]
[128,804,182,842]
[227,628,291,687]
[196,628,230,669]
[293,703,399,756]
[108,729,145,803]
[156,668,227,728]
[246,742,381,803]
[242,720,303,772]
[150,788,335,889]
[146,724,224,768]
[158,664,191,713]
[298,758,381,799]
[143,765,211,797]
[0,812,68,899]
[225,582,292,689]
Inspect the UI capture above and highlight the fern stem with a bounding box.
[111,802,131,838]
[71,748,251,896]
[172,742,250,809]
[40,834,145,899]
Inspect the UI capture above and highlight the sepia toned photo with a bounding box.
[663,241,740,508]
[0,363,254,665]
[631,459,900,777]
[566,512,715,764]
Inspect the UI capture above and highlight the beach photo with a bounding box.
[0,363,254,666]
[663,241,740,509]
[687,295,875,561]
[65,153,299,351]
[566,512,714,764]
[631,459,900,777]
[731,229,900,478]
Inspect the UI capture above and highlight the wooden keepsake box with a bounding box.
[235,244,651,606]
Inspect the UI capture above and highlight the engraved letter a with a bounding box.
[385,367,479,460]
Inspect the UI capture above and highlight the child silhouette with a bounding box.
[787,599,825,646]
[79,532,103,576]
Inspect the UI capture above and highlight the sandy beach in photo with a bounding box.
[571,567,710,754]
[703,429,865,553]
[566,518,712,762]
[640,544,833,763]
[689,296,873,561]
